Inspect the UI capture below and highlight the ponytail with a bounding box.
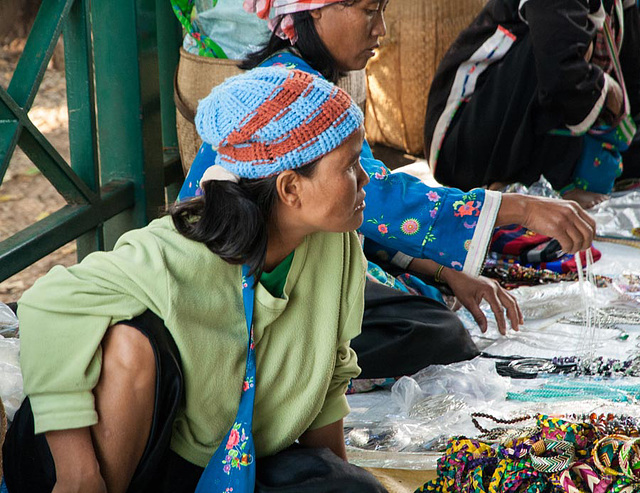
[170,161,318,277]
[170,177,277,278]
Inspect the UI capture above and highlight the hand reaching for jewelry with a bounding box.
[439,267,523,335]
[497,194,596,253]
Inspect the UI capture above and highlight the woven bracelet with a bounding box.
[619,436,640,481]
[529,439,576,473]
[593,434,628,477]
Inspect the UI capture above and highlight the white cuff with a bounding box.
[462,190,502,277]
[566,73,611,136]
[391,251,413,269]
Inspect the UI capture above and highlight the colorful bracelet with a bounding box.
[593,434,628,477]
[434,264,445,284]
[528,439,576,473]
[619,437,640,481]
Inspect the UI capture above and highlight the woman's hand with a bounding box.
[439,268,523,335]
[497,194,596,253]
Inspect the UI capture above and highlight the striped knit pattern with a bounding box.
[195,67,363,179]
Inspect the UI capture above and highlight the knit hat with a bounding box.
[195,67,364,180]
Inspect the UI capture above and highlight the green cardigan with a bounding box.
[18,215,366,467]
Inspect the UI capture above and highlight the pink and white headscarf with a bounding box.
[243,0,343,44]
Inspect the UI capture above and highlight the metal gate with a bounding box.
[0,0,183,281]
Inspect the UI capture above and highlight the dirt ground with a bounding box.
[0,39,77,303]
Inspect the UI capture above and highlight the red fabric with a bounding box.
[490,224,551,256]
[542,246,602,273]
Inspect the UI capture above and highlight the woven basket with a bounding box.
[365,0,484,155]
[174,48,367,175]
[175,48,243,175]
[0,397,6,483]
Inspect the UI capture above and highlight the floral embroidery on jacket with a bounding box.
[427,193,442,219]
[422,230,437,243]
[370,165,390,181]
[367,216,396,239]
[453,192,481,218]
[453,200,481,217]
[222,423,254,474]
[427,191,441,202]
[400,218,421,235]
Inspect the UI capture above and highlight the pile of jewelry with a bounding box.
[409,393,466,419]
[492,355,640,379]
[612,273,640,305]
[559,306,640,330]
[483,263,567,289]
[507,380,640,403]
[552,356,640,378]
[564,413,640,437]
[417,414,640,493]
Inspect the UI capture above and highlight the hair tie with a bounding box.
[200,165,240,185]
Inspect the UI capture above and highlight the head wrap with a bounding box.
[243,0,343,44]
[195,67,363,181]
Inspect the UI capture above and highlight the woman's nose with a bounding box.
[372,12,387,38]
[358,162,370,188]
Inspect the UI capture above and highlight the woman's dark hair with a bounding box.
[170,161,318,278]
[240,2,357,84]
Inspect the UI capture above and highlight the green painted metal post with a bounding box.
[156,0,184,202]
[90,0,166,248]
[64,0,104,257]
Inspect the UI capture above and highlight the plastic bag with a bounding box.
[0,336,23,421]
[400,357,510,405]
[0,301,18,337]
[589,191,640,240]
[502,176,561,199]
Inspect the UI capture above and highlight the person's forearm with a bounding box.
[299,419,347,460]
[46,428,106,493]
[494,193,529,227]
[407,257,441,278]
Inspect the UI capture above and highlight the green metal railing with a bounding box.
[0,0,183,282]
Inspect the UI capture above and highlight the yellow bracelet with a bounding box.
[434,265,445,284]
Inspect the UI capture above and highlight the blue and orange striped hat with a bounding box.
[195,67,363,180]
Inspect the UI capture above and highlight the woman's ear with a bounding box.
[276,170,303,208]
[309,8,323,20]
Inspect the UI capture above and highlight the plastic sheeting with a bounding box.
[0,302,22,420]
[590,191,640,240]
[346,240,640,469]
